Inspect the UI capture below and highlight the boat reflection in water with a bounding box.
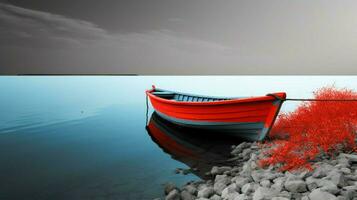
[146,112,246,179]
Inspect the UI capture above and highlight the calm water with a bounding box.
[0,76,355,200]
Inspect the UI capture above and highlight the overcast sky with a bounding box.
[0,0,357,74]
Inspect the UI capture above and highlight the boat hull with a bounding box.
[146,88,286,141]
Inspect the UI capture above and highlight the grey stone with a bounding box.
[214,182,228,195]
[284,179,307,193]
[214,175,231,195]
[235,177,252,188]
[165,189,180,200]
[197,198,210,200]
[336,196,347,200]
[318,179,339,194]
[340,168,351,174]
[242,148,253,158]
[328,170,346,187]
[272,177,286,192]
[221,183,239,200]
[277,191,292,199]
[337,156,351,168]
[252,186,279,200]
[251,170,265,182]
[298,171,313,180]
[241,183,255,194]
[164,182,177,195]
[308,189,337,200]
[260,180,271,188]
[301,196,309,200]
[341,185,357,199]
[183,184,197,195]
[180,190,195,200]
[250,161,258,170]
[306,177,319,191]
[211,166,233,175]
[234,194,249,200]
[312,163,334,178]
[215,175,231,184]
[271,197,290,200]
[240,162,253,177]
[197,187,214,198]
[340,153,357,163]
[291,192,302,200]
[232,142,251,155]
[210,194,222,200]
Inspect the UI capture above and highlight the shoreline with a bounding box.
[160,142,357,200]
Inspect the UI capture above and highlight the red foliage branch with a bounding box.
[260,87,357,171]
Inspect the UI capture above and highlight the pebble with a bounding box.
[163,142,357,200]
[165,189,180,200]
[309,189,337,200]
[284,179,307,193]
[197,186,214,198]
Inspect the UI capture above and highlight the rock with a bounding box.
[197,186,214,198]
[301,196,309,200]
[165,189,180,200]
[197,198,210,200]
[164,182,177,195]
[337,156,351,168]
[235,177,252,188]
[215,174,231,184]
[291,192,302,200]
[250,161,259,170]
[211,166,233,175]
[234,194,249,200]
[328,170,346,187]
[214,175,231,195]
[340,168,351,174]
[180,190,195,200]
[284,179,307,193]
[260,180,271,188]
[232,142,251,155]
[241,148,253,158]
[271,177,286,192]
[298,170,313,180]
[241,183,255,194]
[183,184,197,195]
[210,194,222,200]
[340,153,357,163]
[252,186,279,200]
[336,196,347,200]
[251,170,265,182]
[312,163,334,178]
[271,197,290,200]
[340,185,357,199]
[306,176,319,191]
[240,162,253,177]
[214,182,228,195]
[318,179,339,194]
[309,189,337,200]
[277,191,292,199]
[221,183,239,200]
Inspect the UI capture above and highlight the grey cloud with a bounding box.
[0,3,109,48]
[0,1,357,74]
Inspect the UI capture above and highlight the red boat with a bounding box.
[146,86,286,141]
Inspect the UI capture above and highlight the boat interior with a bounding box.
[152,90,231,102]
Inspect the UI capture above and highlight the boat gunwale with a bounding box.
[146,88,286,106]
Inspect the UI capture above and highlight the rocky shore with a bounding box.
[160,142,357,200]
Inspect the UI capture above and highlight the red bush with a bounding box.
[260,87,357,171]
